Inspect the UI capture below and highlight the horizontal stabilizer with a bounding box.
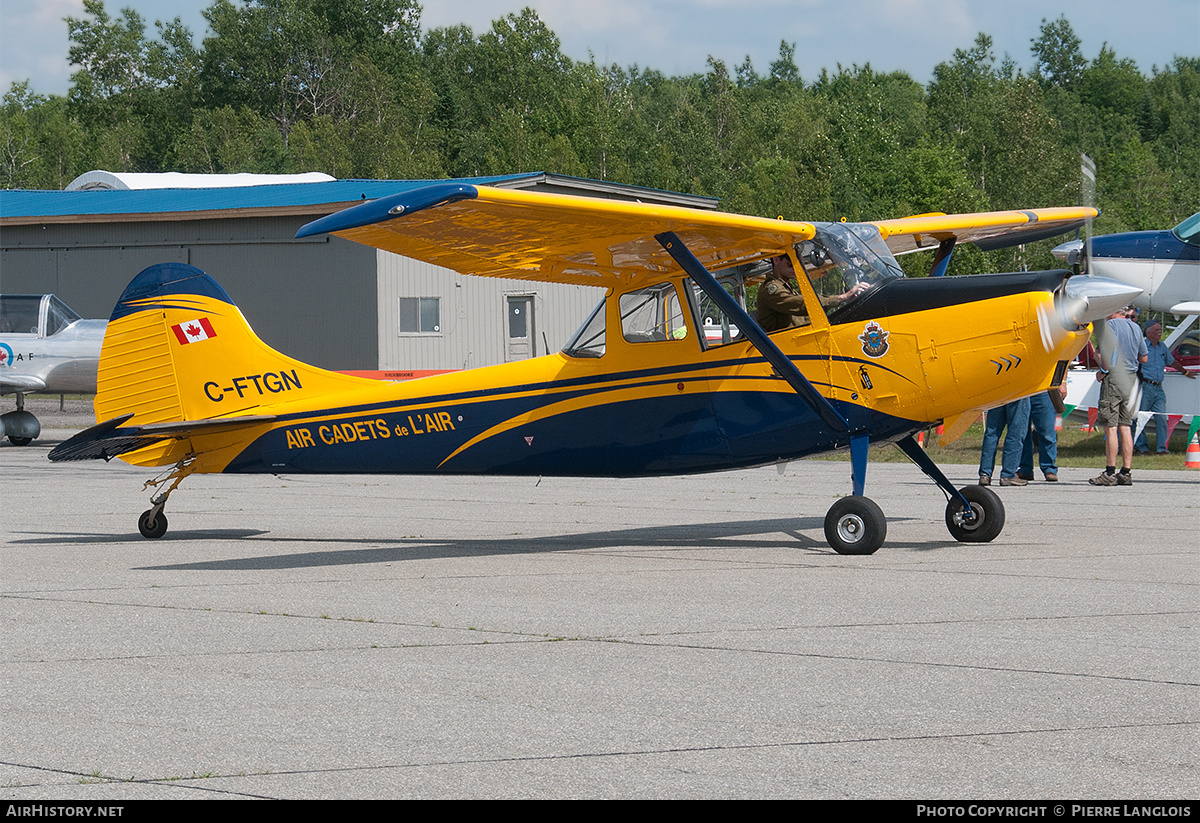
[49,414,275,462]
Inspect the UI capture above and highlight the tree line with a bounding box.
[2,0,1197,275]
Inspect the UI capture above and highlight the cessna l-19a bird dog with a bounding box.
[1,294,104,445]
[50,184,1139,553]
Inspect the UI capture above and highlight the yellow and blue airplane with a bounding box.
[49,184,1139,553]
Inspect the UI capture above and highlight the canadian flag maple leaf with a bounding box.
[171,317,216,345]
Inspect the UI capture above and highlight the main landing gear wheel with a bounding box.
[945,486,1004,543]
[824,496,887,555]
[138,509,168,539]
[8,436,32,446]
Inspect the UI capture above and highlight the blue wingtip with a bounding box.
[296,182,480,238]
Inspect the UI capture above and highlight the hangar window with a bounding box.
[398,297,440,335]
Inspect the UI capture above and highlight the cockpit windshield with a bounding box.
[794,222,904,321]
[44,295,81,336]
[1172,212,1200,246]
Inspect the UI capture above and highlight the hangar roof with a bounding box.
[0,173,718,226]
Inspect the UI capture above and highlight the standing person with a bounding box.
[979,397,1032,486]
[1018,385,1067,482]
[1089,309,1148,486]
[1134,320,1197,455]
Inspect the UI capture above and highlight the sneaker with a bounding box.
[979,474,991,486]
[1117,472,1133,486]
[1135,449,1151,456]
[1017,472,1034,481]
[1089,472,1118,486]
[999,476,1028,486]
[1157,451,1170,456]
[1044,472,1058,482]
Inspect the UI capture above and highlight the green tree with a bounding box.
[1031,15,1086,89]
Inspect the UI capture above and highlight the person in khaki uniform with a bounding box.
[756,255,866,332]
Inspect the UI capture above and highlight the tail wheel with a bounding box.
[945,486,1005,543]
[824,496,887,555]
[138,509,168,539]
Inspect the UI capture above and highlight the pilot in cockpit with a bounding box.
[757,253,867,332]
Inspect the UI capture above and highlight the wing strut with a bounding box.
[655,231,850,434]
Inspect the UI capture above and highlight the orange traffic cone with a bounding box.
[1185,435,1200,469]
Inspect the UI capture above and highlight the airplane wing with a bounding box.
[0,373,47,393]
[873,207,1099,255]
[297,183,817,289]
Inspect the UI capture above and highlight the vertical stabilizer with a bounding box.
[94,262,373,426]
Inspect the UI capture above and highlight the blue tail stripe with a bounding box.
[110,263,235,322]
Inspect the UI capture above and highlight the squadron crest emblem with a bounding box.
[858,321,889,358]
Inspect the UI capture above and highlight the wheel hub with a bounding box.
[953,502,983,530]
[837,514,866,543]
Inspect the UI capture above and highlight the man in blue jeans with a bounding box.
[979,397,1032,486]
[1018,386,1066,482]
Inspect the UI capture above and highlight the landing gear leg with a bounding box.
[895,434,1005,543]
[137,456,195,539]
[823,432,887,555]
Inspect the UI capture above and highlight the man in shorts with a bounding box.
[1089,309,1148,486]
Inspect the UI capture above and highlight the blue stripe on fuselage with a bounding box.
[224,387,921,477]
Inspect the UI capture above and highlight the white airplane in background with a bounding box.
[0,294,105,445]
[1053,213,1200,418]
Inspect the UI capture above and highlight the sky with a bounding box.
[1,0,1198,97]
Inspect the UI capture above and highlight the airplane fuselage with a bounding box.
[1087,229,1199,314]
[111,269,1085,479]
[0,319,105,395]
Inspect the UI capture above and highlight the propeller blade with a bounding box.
[1081,153,1096,270]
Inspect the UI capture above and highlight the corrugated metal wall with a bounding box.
[376,250,604,370]
[4,212,605,373]
[1,218,378,370]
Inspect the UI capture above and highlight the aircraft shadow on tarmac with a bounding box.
[8,516,951,571]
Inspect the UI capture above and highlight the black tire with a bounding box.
[945,485,1005,543]
[138,509,168,539]
[824,496,887,555]
[8,436,32,446]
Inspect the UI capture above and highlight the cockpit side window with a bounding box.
[619,282,689,343]
[562,297,607,358]
[685,269,752,349]
[0,296,42,335]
